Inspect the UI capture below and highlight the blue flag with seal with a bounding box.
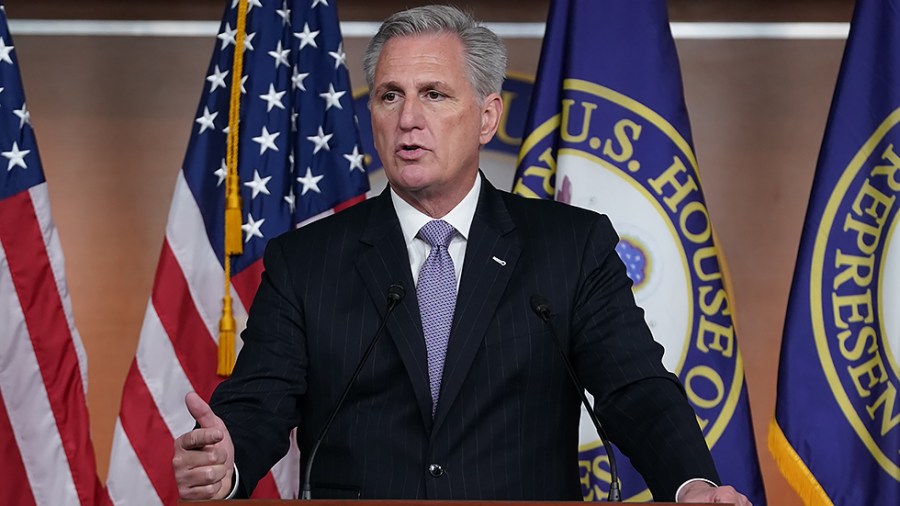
[513,0,766,502]
[770,0,900,504]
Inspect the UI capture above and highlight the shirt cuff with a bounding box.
[675,478,717,502]
[223,463,240,500]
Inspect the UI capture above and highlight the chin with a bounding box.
[389,166,435,190]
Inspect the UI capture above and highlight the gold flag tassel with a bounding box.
[218,0,250,377]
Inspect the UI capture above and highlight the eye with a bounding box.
[425,90,444,100]
[382,91,398,102]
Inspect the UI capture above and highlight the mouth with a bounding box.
[396,143,426,160]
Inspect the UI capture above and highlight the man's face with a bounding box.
[370,32,501,212]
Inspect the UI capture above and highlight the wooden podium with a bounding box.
[184,501,720,505]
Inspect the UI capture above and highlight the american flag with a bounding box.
[105,0,369,504]
[0,3,107,506]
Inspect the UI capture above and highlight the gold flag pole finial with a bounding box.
[218,0,250,377]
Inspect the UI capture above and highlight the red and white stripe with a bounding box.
[0,183,107,506]
[105,173,300,505]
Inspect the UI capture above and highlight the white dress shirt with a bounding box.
[390,174,481,288]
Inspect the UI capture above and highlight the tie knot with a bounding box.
[419,220,455,248]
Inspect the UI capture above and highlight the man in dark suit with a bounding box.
[173,5,750,504]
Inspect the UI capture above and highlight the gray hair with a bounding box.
[363,5,508,100]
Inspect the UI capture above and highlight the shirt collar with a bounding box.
[391,173,482,245]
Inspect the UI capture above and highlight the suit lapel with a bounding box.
[355,190,434,429]
[433,180,521,431]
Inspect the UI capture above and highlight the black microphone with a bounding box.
[301,283,406,500]
[529,294,621,502]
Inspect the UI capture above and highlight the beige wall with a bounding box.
[11,7,852,504]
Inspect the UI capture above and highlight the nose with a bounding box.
[398,96,424,131]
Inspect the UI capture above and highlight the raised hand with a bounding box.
[172,392,236,500]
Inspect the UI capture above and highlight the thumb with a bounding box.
[185,391,224,429]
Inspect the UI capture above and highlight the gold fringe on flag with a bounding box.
[767,419,833,506]
[218,0,250,377]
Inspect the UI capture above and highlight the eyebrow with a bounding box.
[373,81,402,94]
[373,80,450,95]
[417,81,448,91]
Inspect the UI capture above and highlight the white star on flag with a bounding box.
[2,141,29,171]
[207,65,230,91]
[241,212,265,242]
[312,0,330,8]
[13,102,29,128]
[292,66,309,91]
[276,3,291,26]
[294,23,319,50]
[260,84,286,111]
[0,37,13,65]
[328,42,347,69]
[268,40,291,68]
[244,169,273,199]
[195,107,218,133]
[297,167,324,195]
[244,32,257,52]
[253,126,280,154]
[217,23,237,49]
[319,83,345,110]
[284,187,296,213]
[214,159,227,186]
[343,145,365,172]
[306,126,333,154]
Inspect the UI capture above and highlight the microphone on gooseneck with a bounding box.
[529,294,622,502]
[301,283,406,500]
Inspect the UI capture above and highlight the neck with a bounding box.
[394,173,478,218]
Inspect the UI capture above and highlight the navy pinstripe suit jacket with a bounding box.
[209,178,719,501]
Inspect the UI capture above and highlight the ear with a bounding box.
[478,92,504,145]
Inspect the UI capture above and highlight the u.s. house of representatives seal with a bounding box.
[811,107,900,480]
[515,78,745,501]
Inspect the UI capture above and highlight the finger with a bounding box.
[177,427,224,451]
[175,462,232,500]
[179,482,221,502]
[176,462,229,486]
[173,439,224,477]
[178,473,225,501]
[185,391,224,429]
[712,486,751,505]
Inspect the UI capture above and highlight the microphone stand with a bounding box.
[530,294,621,502]
[301,284,405,500]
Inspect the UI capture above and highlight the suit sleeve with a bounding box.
[208,236,308,497]
[569,214,720,501]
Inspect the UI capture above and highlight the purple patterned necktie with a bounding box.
[417,219,457,416]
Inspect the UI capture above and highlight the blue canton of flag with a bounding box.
[771,0,900,504]
[186,0,368,274]
[0,12,41,199]
[513,0,766,503]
